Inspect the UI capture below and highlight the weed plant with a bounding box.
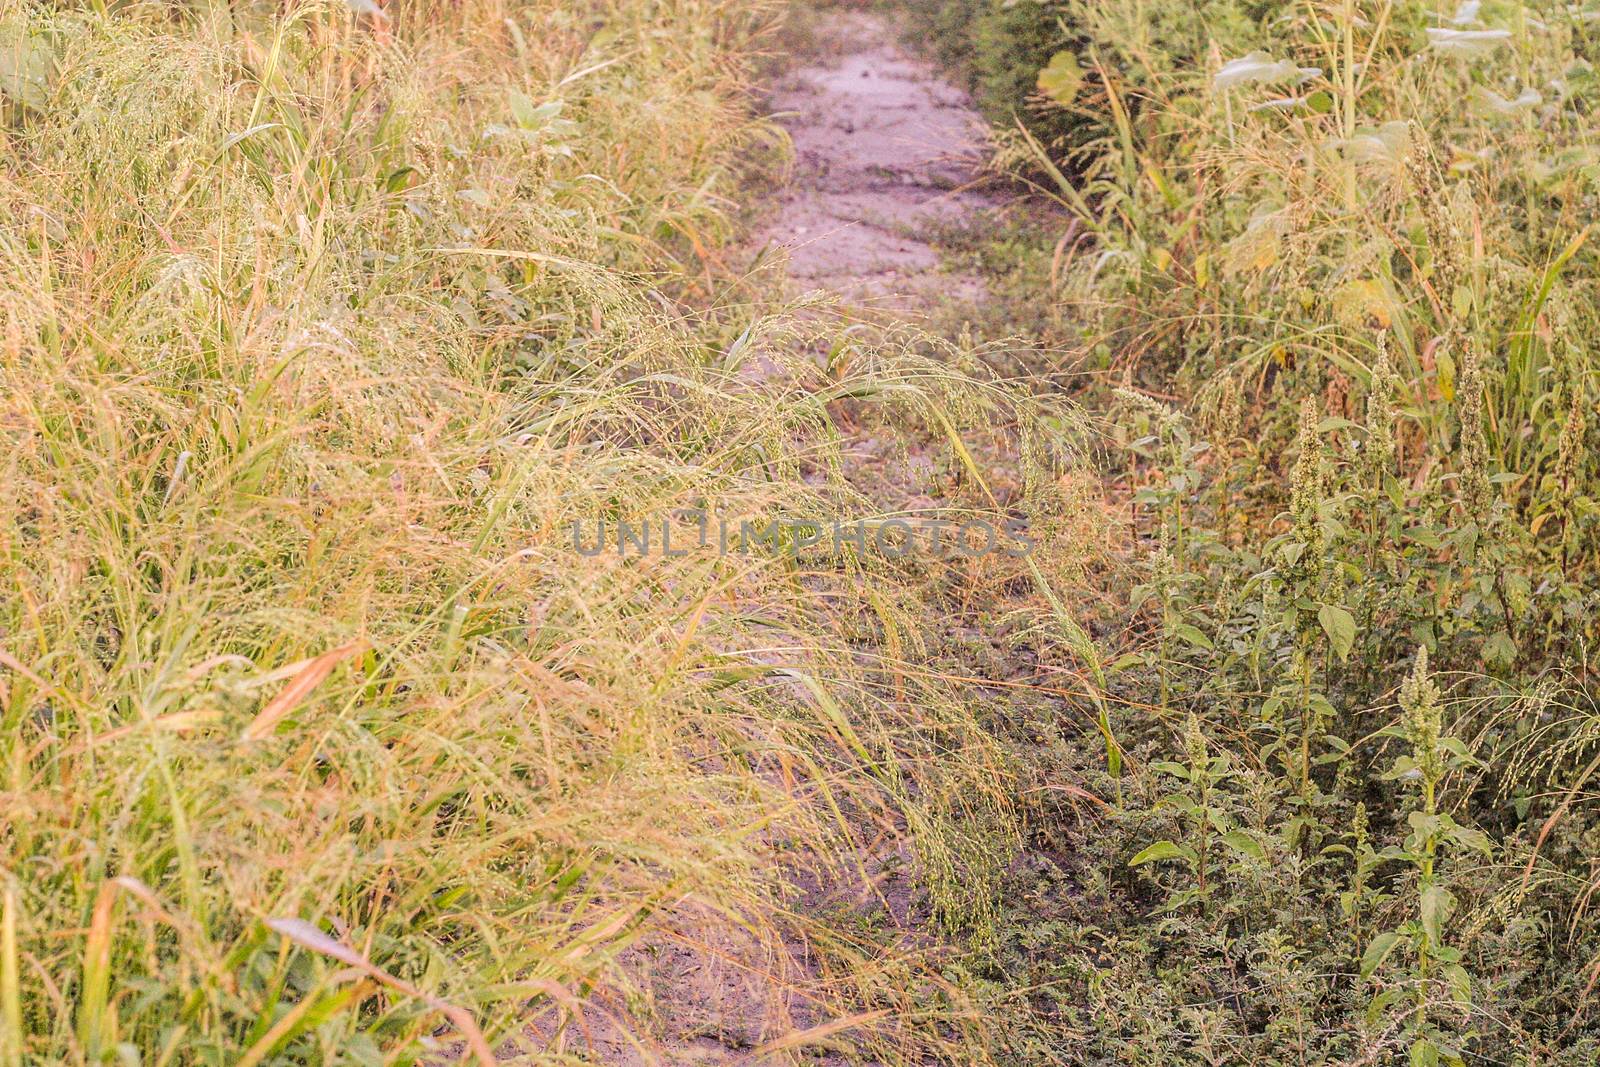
[938,1,1600,1063]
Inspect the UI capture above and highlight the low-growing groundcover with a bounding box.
[931,0,1600,1064]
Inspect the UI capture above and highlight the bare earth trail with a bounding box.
[753,9,999,314]
[533,14,1018,1066]
[612,10,1024,1064]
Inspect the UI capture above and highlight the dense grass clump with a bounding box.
[0,2,1088,1062]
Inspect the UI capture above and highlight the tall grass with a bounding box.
[0,1,1085,1062]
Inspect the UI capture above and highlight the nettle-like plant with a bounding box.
[1325,801,1388,964]
[1362,647,1493,1067]
[986,0,1600,1058]
[1257,398,1356,823]
[1130,713,1265,917]
[1121,391,1227,712]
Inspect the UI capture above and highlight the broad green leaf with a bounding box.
[1318,604,1357,661]
[1107,651,1146,672]
[1156,794,1201,818]
[1171,622,1213,650]
[1250,96,1307,114]
[1366,986,1403,1026]
[1420,884,1455,946]
[1220,831,1265,860]
[1330,120,1412,169]
[1161,886,1211,912]
[1408,811,1443,838]
[509,89,538,127]
[0,30,54,111]
[1333,280,1394,329]
[1482,630,1517,668]
[1444,822,1494,856]
[1281,815,1315,848]
[383,166,417,193]
[1405,526,1445,549]
[1148,761,1191,780]
[1360,930,1403,977]
[1129,840,1195,867]
[1037,51,1084,105]
[1381,755,1419,781]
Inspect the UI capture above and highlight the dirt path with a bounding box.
[542,16,1012,1066]
[754,9,997,313]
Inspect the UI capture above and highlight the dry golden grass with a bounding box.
[0,2,1098,1063]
